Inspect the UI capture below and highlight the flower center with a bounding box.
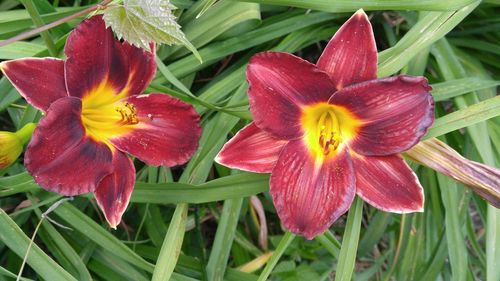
[316,110,342,156]
[115,102,139,125]
[301,102,360,161]
[80,82,137,146]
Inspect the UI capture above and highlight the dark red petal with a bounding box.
[94,151,135,228]
[120,42,156,97]
[353,153,424,213]
[330,75,434,156]
[270,140,355,239]
[215,122,288,173]
[316,10,377,89]
[64,15,155,98]
[24,97,113,196]
[0,58,67,112]
[110,93,201,167]
[247,52,336,139]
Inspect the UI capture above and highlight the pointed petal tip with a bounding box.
[97,194,125,230]
[353,154,425,214]
[94,152,134,233]
[0,58,67,112]
[355,8,367,17]
[215,123,287,173]
[214,154,222,165]
[316,8,377,88]
[214,153,232,169]
[108,218,119,230]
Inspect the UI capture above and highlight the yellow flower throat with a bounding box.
[301,102,360,161]
[80,82,138,146]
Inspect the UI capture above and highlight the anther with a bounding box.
[115,103,139,125]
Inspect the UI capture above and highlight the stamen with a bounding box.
[316,109,342,156]
[115,102,139,125]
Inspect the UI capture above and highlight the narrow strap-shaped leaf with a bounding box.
[334,197,363,281]
[0,209,77,281]
[52,203,154,272]
[487,208,500,281]
[168,11,337,77]
[378,2,479,77]
[437,174,468,281]
[424,95,500,139]
[133,173,269,204]
[431,78,500,102]
[315,230,341,258]
[257,231,295,281]
[31,205,92,281]
[231,0,476,11]
[151,203,188,281]
[206,198,244,281]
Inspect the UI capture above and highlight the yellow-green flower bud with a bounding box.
[0,123,36,169]
[0,131,22,169]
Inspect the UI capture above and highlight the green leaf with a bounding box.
[487,208,500,281]
[197,0,218,18]
[378,2,480,77]
[151,203,188,281]
[0,41,45,59]
[232,0,477,11]
[132,173,269,204]
[206,198,244,281]
[437,174,468,281]
[257,232,296,281]
[334,197,363,281]
[424,95,500,139]
[102,0,201,61]
[0,209,77,281]
[52,203,154,273]
[431,78,500,102]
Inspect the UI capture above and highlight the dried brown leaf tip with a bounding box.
[406,138,500,208]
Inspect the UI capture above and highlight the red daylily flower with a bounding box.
[215,10,434,239]
[0,15,201,228]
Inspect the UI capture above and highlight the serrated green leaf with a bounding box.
[102,0,201,61]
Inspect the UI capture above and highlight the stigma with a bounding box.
[116,102,139,125]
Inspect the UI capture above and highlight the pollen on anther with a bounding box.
[116,103,139,125]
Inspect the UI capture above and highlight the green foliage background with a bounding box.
[0,0,499,280]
